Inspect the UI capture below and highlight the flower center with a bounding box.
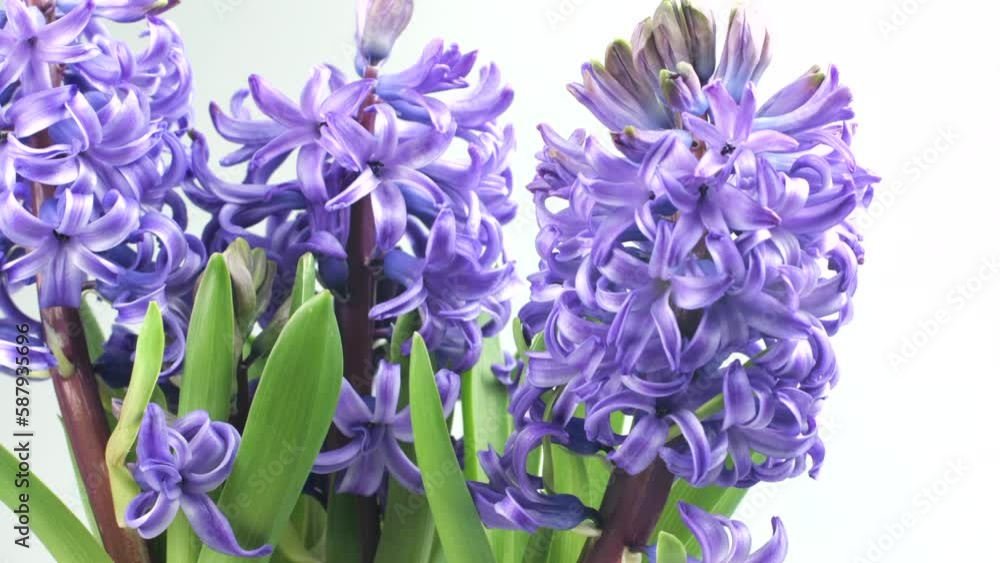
[52,230,70,243]
[720,142,737,156]
[368,161,385,177]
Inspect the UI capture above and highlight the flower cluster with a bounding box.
[483,0,877,552]
[125,403,271,557]
[187,13,517,371]
[0,0,200,379]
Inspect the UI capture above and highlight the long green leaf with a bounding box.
[540,444,590,563]
[0,446,112,562]
[106,302,163,525]
[374,313,435,563]
[520,529,553,563]
[410,334,495,563]
[198,292,343,563]
[374,477,436,563]
[172,254,238,562]
[179,253,236,420]
[325,492,363,563]
[462,335,510,481]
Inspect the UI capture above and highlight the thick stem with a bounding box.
[576,460,675,563]
[31,213,151,563]
[329,64,381,563]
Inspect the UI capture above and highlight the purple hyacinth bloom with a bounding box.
[355,0,413,66]
[6,85,166,200]
[373,40,513,132]
[74,16,193,126]
[125,404,272,558]
[469,422,600,533]
[0,325,55,376]
[506,1,877,522]
[644,503,787,563]
[190,0,515,374]
[0,188,138,307]
[372,208,515,369]
[681,82,797,179]
[0,0,97,93]
[214,70,375,179]
[312,361,460,496]
[325,104,454,251]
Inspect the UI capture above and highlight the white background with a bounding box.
[1,0,996,561]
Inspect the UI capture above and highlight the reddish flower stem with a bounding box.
[330,64,381,563]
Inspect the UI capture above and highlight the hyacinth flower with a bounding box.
[0,0,97,93]
[469,422,600,533]
[313,361,460,495]
[493,2,878,562]
[188,0,515,371]
[0,188,138,307]
[125,404,272,558]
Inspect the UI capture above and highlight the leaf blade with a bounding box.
[179,253,236,420]
[197,292,343,563]
[105,302,164,526]
[410,334,495,563]
[0,446,112,563]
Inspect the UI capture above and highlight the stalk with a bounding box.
[329,64,381,563]
[576,461,676,563]
[30,154,152,563]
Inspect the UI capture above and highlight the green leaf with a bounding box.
[540,444,590,563]
[325,492,363,563]
[374,477,436,563]
[105,302,164,526]
[462,334,510,481]
[198,292,343,563]
[409,334,495,563]
[374,312,435,563]
[512,318,528,356]
[173,254,238,562]
[290,253,317,315]
[274,495,327,563]
[519,529,553,563]
[0,446,112,563]
[223,238,277,339]
[179,253,236,420]
[655,532,687,563]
